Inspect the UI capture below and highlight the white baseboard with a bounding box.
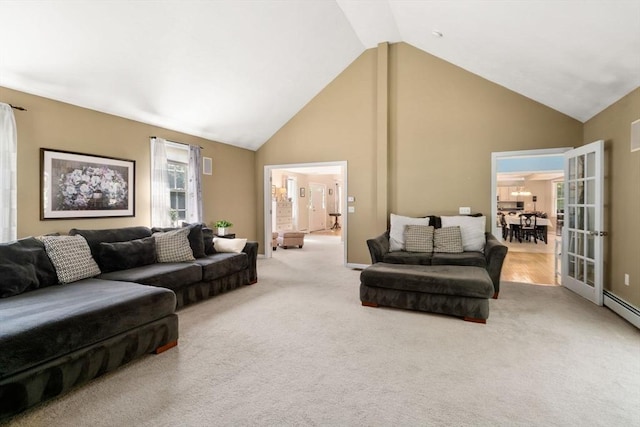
[346,263,369,270]
[604,291,640,330]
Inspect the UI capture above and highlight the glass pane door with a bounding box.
[562,140,604,305]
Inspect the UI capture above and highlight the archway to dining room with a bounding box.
[491,148,571,286]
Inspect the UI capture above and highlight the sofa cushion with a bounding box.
[0,237,58,298]
[404,225,434,253]
[441,215,486,252]
[432,252,487,268]
[69,226,153,259]
[153,228,196,263]
[98,262,202,291]
[40,235,101,284]
[433,226,464,253]
[382,251,433,265]
[194,253,249,281]
[0,278,176,379]
[97,236,157,273]
[360,264,493,298]
[202,227,216,254]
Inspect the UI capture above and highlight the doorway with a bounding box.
[264,161,347,264]
[491,147,571,285]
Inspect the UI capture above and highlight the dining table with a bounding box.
[503,213,553,243]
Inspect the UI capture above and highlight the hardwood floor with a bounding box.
[500,232,561,286]
[502,252,559,285]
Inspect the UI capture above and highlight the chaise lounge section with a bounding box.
[0,224,258,421]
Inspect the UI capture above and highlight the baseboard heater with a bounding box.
[604,290,640,329]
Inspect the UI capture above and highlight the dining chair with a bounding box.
[519,213,538,243]
[500,214,509,240]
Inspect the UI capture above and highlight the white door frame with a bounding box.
[264,161,347,265]
[491,147,573,238]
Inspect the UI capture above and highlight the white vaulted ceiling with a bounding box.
[1,1,639,150]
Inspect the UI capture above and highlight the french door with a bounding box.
[562,140,605,305]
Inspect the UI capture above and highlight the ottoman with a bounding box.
[360,263,495,323]
[277,231,305,249]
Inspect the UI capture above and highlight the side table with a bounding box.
[214,233,236,239]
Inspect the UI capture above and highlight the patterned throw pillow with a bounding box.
[441,215,486,252]
[40,235,101,284]
[404,225,434,253]
[389,214,430,252]
[433,226,464,253]
[153,228,196,263]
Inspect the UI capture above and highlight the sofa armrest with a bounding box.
[484,232,508,296]
[366,231,390,264]
[242,241,259,284]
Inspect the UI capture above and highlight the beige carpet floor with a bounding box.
[5,234,640,426]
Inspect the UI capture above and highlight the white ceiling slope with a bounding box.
[1,1,639,151]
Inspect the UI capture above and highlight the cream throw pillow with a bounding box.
[213,237,247,253]
[389,214,430,252]
[441,215,486,252]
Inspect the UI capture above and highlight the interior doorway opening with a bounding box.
[264,161,347,265]
[491,148,571,286]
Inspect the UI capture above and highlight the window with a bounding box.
[168,161,187,222]
[151,137,202,227]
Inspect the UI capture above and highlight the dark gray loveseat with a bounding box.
[362,215,508,322]
[366,215,507,297]
[0,225,258,421]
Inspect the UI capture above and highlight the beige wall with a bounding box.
[256,49,378,263]
[0,86,257,239]
[257,43,582,264]
[584,87,640,306]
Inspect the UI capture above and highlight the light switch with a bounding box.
[459,207,471,215]
[348,206,355,213]
[347,196,355,203]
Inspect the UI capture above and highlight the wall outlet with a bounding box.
[624,274,630,286]
[459,207,471,215]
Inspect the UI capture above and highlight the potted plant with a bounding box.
[214,220,233,236]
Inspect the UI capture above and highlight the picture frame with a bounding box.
[300,187,305,198]
[41,148,135,219]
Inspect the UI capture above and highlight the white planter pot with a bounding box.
[217,227,227,236]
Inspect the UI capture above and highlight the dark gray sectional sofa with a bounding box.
[0,225,258,421]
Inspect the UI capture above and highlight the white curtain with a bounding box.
[150,137,172,227]
[0,103,17,242]
[187,145,203,223]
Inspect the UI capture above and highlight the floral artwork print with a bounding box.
[54,162,129,210]
[41,149,135,219]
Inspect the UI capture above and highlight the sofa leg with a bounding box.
[154,340,178,354]
[361,301,378,308]
[249,279,258,285]
[463,317,486,324]
[492,292,499,299]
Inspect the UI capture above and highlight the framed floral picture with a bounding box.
[41,148,135,219]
